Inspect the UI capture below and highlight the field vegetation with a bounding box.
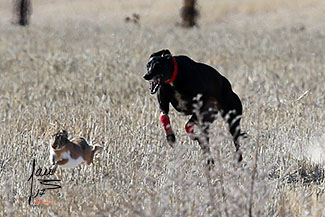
[0,0,324,216]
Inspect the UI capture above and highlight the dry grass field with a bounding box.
[0,0,324,216]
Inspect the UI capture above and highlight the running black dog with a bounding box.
[143,49,246,164]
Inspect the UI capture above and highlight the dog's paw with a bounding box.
[236,151,243,163]
[206,157,215,170]
[166,134,176,147]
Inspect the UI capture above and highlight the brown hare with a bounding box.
[50,130,102,174]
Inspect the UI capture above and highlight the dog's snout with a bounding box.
[143,73,151,80]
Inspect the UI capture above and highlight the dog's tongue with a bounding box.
[150,78,160,94]
[150,81,155,94]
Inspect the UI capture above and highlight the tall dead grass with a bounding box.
[0,0,324,216]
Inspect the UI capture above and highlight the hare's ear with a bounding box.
[52,130,59,138]
[150,49,172,58]
[53,130,68,138]
[61,130,68,138]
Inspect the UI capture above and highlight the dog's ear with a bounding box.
[161,49,171,57]
[150,49,172,58]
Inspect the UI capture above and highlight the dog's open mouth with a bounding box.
[149,77,161,94]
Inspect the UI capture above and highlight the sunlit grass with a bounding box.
[0,0,324,216]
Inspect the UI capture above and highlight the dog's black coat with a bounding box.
[144,49,245,162]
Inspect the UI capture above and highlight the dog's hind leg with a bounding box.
[186,113,215,168]
[197,121,215,169]
[220,91,244,162]
[224,110,243,162]
[185,115,197,140]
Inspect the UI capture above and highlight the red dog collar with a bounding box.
[165,57,178,84]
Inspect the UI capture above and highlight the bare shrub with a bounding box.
[181,0,199,27]
[13,0,32,26]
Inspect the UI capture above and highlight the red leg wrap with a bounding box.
[185,122,195,134]
[160,114,171,132]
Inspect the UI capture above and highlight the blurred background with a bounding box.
[0,0,324,216]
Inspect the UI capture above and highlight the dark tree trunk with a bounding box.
[181,0,199,28]
[14,0,32,26]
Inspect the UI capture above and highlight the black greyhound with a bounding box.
[143,49,246,164]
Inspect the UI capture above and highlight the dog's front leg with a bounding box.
[160,112,176,147]
[158,86,176,147]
